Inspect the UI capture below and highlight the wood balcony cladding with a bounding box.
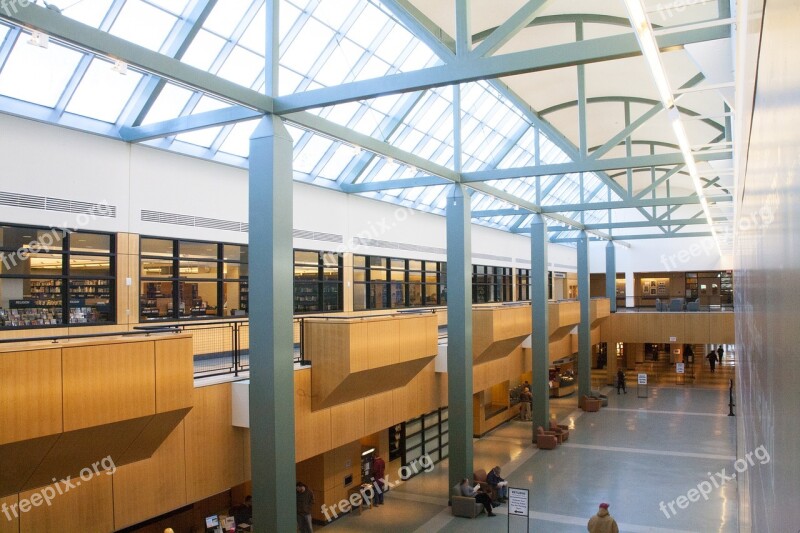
[0,334,193,499]
[303,314,438,410]
[548,300,581,339]
[473,304,532,364]
[591,298,611,325]
[600,311,735,344]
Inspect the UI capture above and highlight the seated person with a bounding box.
[486,466,508,502]
[231,495,252,524]
[458,478,496,517]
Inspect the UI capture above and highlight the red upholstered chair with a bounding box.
[549,422,569,441]
[535,426,558,449]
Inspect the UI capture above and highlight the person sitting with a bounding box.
[459,478,496,517]
[486,466,508,503]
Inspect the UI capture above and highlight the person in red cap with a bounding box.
[587,502,619,533]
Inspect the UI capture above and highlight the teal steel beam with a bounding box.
[446,184,474,493]
[1,2,274,113]
[272,25,731,113]
[120,106,263,142]
[606,241,617,312]
[539,195,732,212]
[471,0,549,58]
[577,232,591,398]
[472,208,528,218]
[455,0,471,57]
[552,231,713,243]
[461,151,731,181]
[530,214,550,431]
[343,176,450,193]
[576,22,588,157]
[248,115,296,532]
[634,165,685,198]
[538,217,716,231]
[378,0,456,56]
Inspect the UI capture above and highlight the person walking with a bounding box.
[717,345,724,363]
[616,370,626,394]
[371,453,386,506]
[296,481,314,533]
[587,502,619,533]
[707,350,717,373]
[519,387,532,420]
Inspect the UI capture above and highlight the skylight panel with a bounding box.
[188,94,230,115]
[356,55,391,81]
[278,66,303,95]
[239,4,267,56]
[0,33,82,108]
[294,135,334,173]
[147,0,192,16]
[141,84,195,125]
[347,2,387,49]
[181,30,226,71]
[395,129,425,153]
[315,37,363,86]
[65,58,143,123]
[310,0,361,30]
[403,187,425,203]
[369,93,403,115]
[281,16,334,75]
[279,2,303,41]
[174,125,224,148]
[352,108,388,136]
[60,0,114,28]
[204,0,254,37]
[109,0,176,52]
[373,24,413,65]
[218,119,260,158]
[399,42,439,71]
[217,46,264,88]
[318,144,358,181]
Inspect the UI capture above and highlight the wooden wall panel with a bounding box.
[329,400,365,449]
[20,471,113,533]
[62,341,155,431]
[367,320,399,368]
[659,313,686,344]
[0,349,62,445]
[295,369,331,462]
[0,495,17,533]
[684,313,710,342]
[0,436,59,498]
[363,390,394,436]
[348,322,367,373]
[112,422,187,530]
[184,385,246,502]
[710,313,735,344]
[154,336,193,413]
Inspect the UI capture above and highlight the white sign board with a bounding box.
[638,373,648,385]
[676,363,685,374]
[508,487,529,517]
[669,336,677,342]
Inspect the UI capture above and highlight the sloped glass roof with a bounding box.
[0,0,637,240]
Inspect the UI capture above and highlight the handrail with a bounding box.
[0,328,180,344]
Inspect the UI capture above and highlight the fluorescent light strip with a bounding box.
[622,0,722,253]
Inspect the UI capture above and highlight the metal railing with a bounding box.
[614,296,734,312]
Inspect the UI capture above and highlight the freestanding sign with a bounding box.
[507,487,530,532]
[675,362,686,385]
[637,373,648,398]
[676,363,685,374]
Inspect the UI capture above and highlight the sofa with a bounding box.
[451,484,485,518]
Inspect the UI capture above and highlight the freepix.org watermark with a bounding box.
[0,201,113,272]
[654,0,715,22]
[659,445,770,519]
[2,456,117,521]
[321,453,434,522]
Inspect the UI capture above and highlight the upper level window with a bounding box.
[0,225,115,328]
[473,265,513,303]
[294,249,343,313]
[353,255,445,311]
[517,268,530,301]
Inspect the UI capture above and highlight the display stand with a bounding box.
[637,373,648,398]
[507,487,530,533]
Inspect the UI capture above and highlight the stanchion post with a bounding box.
[728,378,735,416]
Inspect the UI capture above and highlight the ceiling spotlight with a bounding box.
[112,60,128,75]
[27,31,49,48]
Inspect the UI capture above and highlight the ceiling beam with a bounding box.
[120,106,263,142]
[342,177,450,193]
[461,151,731,181]
[272,25,730,113]
[535,217,717,232]
[551,231,713,243]
[538,195,733,213]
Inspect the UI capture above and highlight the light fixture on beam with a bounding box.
[28,31,49,48]
[112,59,128,75]
[622,0,674,109]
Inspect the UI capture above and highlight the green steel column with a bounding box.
[577,231,591,398]
[446,183,473,493]
[248,115,296,532]
[606,241,616,313]
[530,214,550,433]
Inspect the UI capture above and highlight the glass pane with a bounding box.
[65,57,144,123]
[0,226,65,251]
[109,0,176,51]
[222,281,247,317]
[70,233,111,253]
[353,255,366,268]
[408,260,422,271]
[425,284,438,305]
[295,250,319,265]
[294,264,318,282]
[69,279,112,324]
[70,255,111,277]
[294,282,319,313]
[179,260,218,279]
[223,244,246,262]
[141,258,173,278]
[322,267,339,281]
[370,269,387,281]
[179,241,218,259]
[141,238,174,257]
[369,283,388,309]
[179,281,217,317]
[322,283,341,312]
[390,270,404,282]
[369,256,385,267]
[140,281,173,320]
[224,262,247,279]
[353,283,367,311]
[353,269,366,282]
[390,282,404,307]
[28,254,63,276]
[0,278,63,327]
[409,283,422,306]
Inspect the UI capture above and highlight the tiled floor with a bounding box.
[320,388,738,533]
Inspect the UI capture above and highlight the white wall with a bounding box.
[0,113,579,271]
[588,237,731,274]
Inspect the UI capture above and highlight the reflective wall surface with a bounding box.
[736,0,800,530]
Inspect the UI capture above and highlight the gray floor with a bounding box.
[321,388,738,532]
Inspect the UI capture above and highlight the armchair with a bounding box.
[472,469,497,501]
[535,426,558,449]
[549,422,569,441]
[451,484,484,518]
[580,395,601,412]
